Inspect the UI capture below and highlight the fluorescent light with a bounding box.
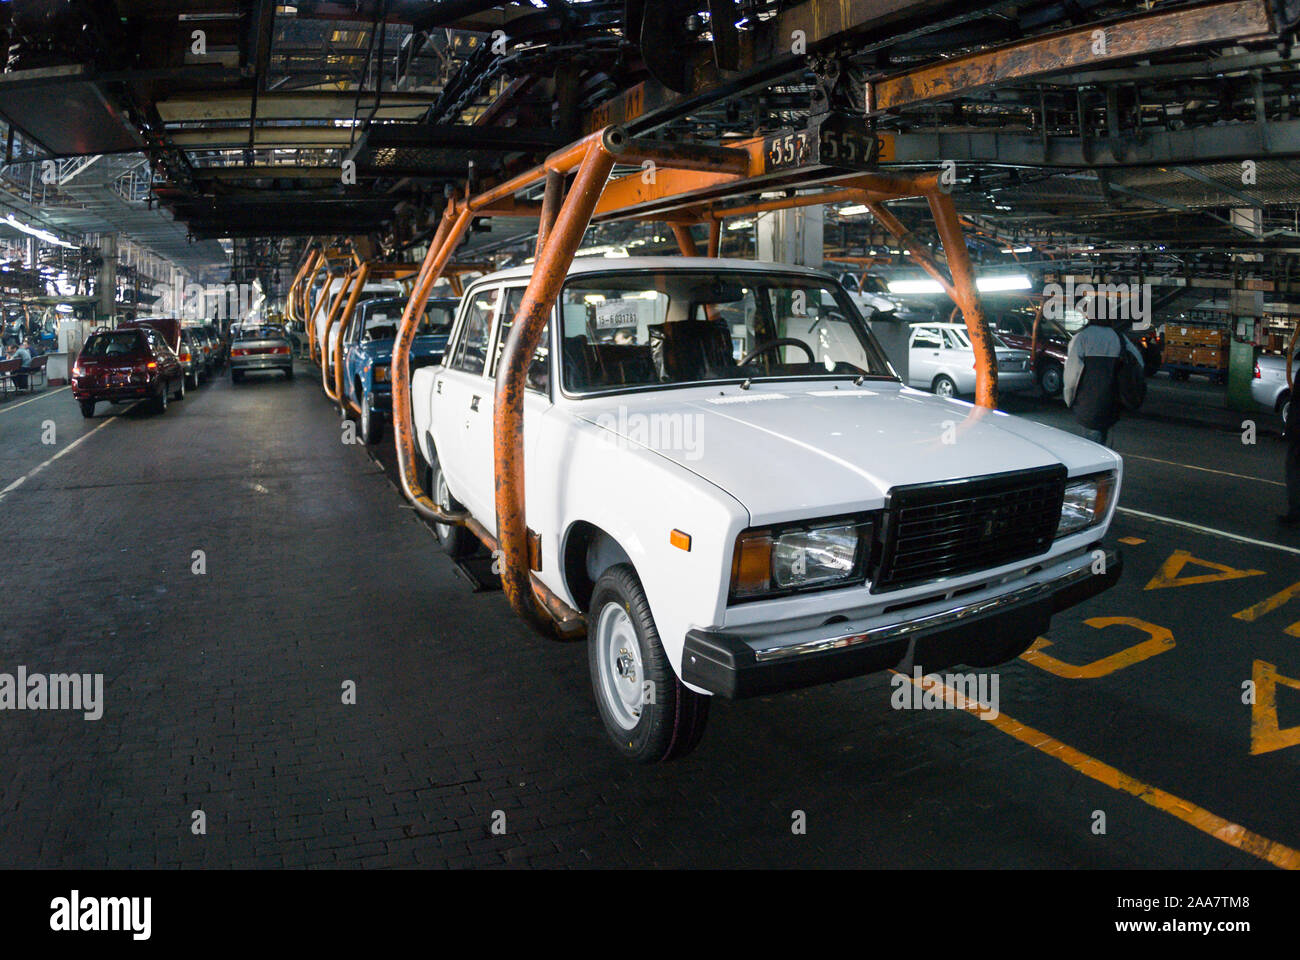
[727,218,754,231]
[838,204,870,217]
[976,274,1032,292]
[888,274,1032,295]
[3,214,76,248]
[1001,246,1032,254]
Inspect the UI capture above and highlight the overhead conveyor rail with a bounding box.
[387,122,1001,637]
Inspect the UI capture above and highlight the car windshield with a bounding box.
[237,326,284,341]
[83,331,143,356]
[558,270,896,395]
[355,299,454,342]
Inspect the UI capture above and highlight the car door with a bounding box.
[908,325,942,387]
[430,285,499,520]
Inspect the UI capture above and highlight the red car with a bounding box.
[987,308,1072,396]
[71,325,185,418]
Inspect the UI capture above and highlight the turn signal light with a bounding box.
[180,352,192,362]
[146,361,157,369]
[231,348,247,357]
[670,529,692,552]
[730,530,772,599]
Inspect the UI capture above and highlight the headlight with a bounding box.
[1055,471,1116,538]
[372,364,389,382]
[730,516,873,602]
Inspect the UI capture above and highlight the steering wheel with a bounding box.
[740,338,815,366]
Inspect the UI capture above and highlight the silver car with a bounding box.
[1252,351,1294,422]
[230,324,294,382]
[907,321,1035,397]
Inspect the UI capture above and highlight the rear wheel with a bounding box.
[359,393,383,445]
[1039,362,1063,396]
[79,400,95,419]
[283,365,294,380]
[231,369,243,383]
[186,369,199,390]
[588,563,709,763]
[432,461,477,558]
[172,375,185,401]
[932,374,957,398]
[153,382,168,414]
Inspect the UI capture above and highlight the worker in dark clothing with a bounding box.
[1282,397,1300,526]
[1063,316,1144,446]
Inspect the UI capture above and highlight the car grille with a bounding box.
[873,466,1067,591]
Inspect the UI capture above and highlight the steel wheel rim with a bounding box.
[596,601,644,731]
[361,398,370,438]
[434,469,454,542]
[935,379,953,397]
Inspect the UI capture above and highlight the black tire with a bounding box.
[359,393,383,445]
[283,365,294,380]
[153,382,168,414]
[931,374,957,398]
[186,370,199,390]
[1039,362,1063,396]
[172,375,185,401]
[231,369,243,383]
[79,400,95,419]
[587,563,709,763]
[431,460,477,558]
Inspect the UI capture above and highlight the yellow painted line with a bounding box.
[1122,453,1285,487]
[0,386,69,414]
[897,670,1300,870]
[1118,506,1300,557]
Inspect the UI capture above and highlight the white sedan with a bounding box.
[908,321,1036,397]
[412,258,1122,762]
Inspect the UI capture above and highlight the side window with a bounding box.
[942,328,968,350]
[911,326,941,349]
[490,287,550,394]
[449,287,498,375]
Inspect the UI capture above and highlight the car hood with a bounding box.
[573,381,1118,524]
[356,334,448,364]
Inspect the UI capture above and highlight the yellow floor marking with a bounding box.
[897,670,1300,869]
[1121,453,1286,487]
[1020,618,1174,679]
[1252,660,1300,756]
[1144,549,1265,590]
[1234,581,1300,641]
[1118,536,1146,545]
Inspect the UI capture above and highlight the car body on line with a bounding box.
[230,324,294,382]
[1253,351,1295,423]
[411,257,1123,761]
[907,321,1035,397]
[838,271,938,324]
[71,324,185,417]
[342,295,457,444]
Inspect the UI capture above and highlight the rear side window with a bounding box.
[449,288,498,376]
[911,327,941,350]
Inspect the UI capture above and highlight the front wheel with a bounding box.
[931,374,957,398]
[588,564,709,763]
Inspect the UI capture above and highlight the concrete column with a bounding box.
[97,233,117,324]
[756,204,823,268]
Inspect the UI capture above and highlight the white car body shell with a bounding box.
[1252,352,1294,418]
[411,258,1122,694]
[908,321,1036,395]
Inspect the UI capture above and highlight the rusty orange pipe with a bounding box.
[305,256,331,365]
[707,219,721,258]
[1030,299,1044,376]
[493,142,617,630]
[927,189,998,410]
[327,263,371,404]
[865,200,959,303]
[319,270,354,395]
[392,204,474,525]
[672,223,700,256]
[536,169,563,260]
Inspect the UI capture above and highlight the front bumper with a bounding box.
[682,547,1122,698]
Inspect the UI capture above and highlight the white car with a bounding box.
[838,271,937,324]
[412,258,1123,761]
[908,321,1035,397]
[1252,352,1294,423]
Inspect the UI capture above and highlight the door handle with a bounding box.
[470,394,480,412]
[436,379,442,394]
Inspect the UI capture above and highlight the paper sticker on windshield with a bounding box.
[593,299,639,329]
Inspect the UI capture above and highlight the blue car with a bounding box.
[343,296,458,444]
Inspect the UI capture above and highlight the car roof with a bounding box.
[465,256,834,288]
